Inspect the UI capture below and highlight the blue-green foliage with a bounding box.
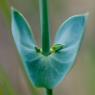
[11,8,88,89]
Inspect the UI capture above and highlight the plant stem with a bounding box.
[39,0,50,56]
[46,88,53,95]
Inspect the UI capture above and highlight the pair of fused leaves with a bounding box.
[11,8,88,89]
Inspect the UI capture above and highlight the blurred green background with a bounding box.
[0,0,95,95]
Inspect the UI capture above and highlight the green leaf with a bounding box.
[53,14,88,84]
[11,8,36,56]
[11,9,88,89]
[54,14,88,66]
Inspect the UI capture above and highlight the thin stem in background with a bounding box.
[0,0,11,24]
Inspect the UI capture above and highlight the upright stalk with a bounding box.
[39,0,50,56]
[46,89,53,95]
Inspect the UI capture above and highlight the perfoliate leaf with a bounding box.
[11,8,37,63]
[54,14,88,67]
[53,14,88,85]
[11,8,88,89]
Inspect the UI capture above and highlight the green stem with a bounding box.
[46,88,53,95]
[39,0,50,56]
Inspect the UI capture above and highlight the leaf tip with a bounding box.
[79,12,89,22]
[11,7,17,14]
[79,12,89,27]
[11,7,22,18]
[83,12,89,21]
[83,12,89,17]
